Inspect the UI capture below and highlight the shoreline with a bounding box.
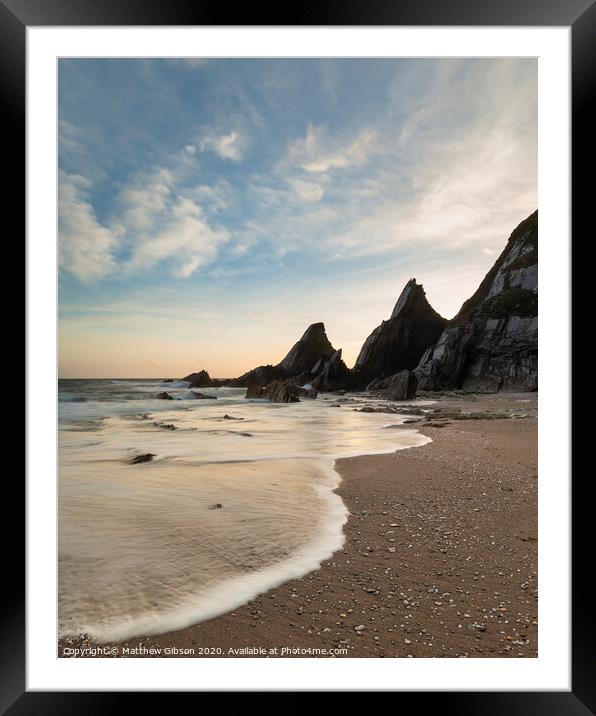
[59,392,537,658]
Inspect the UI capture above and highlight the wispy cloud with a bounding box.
[59,160,230,281]
[127,195,229,278]
[288,123,378,173]
[58,172,119,281]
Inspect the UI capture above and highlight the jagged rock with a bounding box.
[190,391,217,399]
[416,211,538,392]
[245,379,301,403]
[297,384,319,399]
[278,322,336,375]
[262,380,301,403]
[350,279,447,389]
[182,369,224,388]
[233,322,340,388]
[232,364,286,388]
[311,349,350,391]
[245,385,265,399]
[156,391,173,400]
[367,370,418,400]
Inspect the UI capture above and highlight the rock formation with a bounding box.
[367,370,418,400]
[233,322,339,388]
[277,323,336,375]
[245,378,320,402]
[245,379,300,403]
[182,370,223,388]
[415,210,538,392]
[311,349,351,392]
[350,279,447,389]
[233,364,286,387]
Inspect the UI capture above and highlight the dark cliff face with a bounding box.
[415,210,538,392]
[349,279,448,389]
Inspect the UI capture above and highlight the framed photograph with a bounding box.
[12,0,588,706]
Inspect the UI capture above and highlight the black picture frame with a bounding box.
[10,0,589,707]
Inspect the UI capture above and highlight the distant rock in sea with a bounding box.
[415,210,538,392]
[190,391,218,399]
[182,369,223,388]
[349,278,447,389]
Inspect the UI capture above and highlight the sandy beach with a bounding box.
[59,392,537,659]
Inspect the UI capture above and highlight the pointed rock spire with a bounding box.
[351,279,447,389]
[277,322,335,375]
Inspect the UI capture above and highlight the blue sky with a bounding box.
[58,58,537,378]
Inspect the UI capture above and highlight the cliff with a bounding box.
[415,210,538,392]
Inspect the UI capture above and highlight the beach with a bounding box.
[59,391,537,659]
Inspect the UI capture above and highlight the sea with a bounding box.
[58,378,430,642]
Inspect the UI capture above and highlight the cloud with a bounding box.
[199,130,244,161]
[288,178,325,202]
[184,144,197,156]
[59,160,230,281]
[118,168,173,230]
[330,116,536,258]
[128,196,229,278]
[58,172,119,281]
[187,182,230,213]
[288,123,378,173]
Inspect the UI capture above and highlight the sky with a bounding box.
[58,58,537,378]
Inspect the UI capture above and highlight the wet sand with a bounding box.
[60,392,537,658]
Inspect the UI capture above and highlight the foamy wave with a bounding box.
[64,469,348,643]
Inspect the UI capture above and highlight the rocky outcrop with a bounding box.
[311,349,350,391]
[367,370,418,400]
[277,323,335,375]
[233,323,339,388]
[244,378,320,402]
[190,391,217,399]
[415,211,538,392]
[245,384,266,399]
[156,391,174,400]
[182,370,223,388]
[232,364,286,388]
[245,379,301,403]
[350,279,447,389]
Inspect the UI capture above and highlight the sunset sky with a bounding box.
[58,58,537,378]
